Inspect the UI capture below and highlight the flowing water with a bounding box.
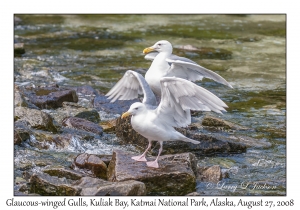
[14,14,286,196]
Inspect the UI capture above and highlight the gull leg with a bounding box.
[132,140,152,162]
[147,141,163,168]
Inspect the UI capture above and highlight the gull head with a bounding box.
[143,40,173,54]
[121,102,146,119]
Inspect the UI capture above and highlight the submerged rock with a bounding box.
[62,117,103,136]
[93,93,139,115]
[14,107,58,132]
[201,115,249,131]
[197,165,222,183]
[107,150,197,196]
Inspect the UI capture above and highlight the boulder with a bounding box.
[14,121,31,145]
[74,177,146,196]
[115,116,247,156]
[47,102,100,124]
[201,115,249,131]
[23,86,78,109]
[14,107,58,132]
[29,173,80,196]
[29,172,146,196]
[43,167,85,181]
[62,117,103,136]
[107,150,197,196]
[73,153,108,180]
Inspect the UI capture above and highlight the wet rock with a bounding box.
[14,107,58,132]
[174,45,232,60]
[71,85,99,108]
[14,121,31,145]
[201,115,249,131]
[107,150,197,196]
[43,167,85,180]
[15,88,29,108]
[28,130,72,149]
[47,102,100,124]
[115,116,247,156]
[224,135,272,148]
[73,177,146,196]
[100,119,117,132]
[73,153,109,179]
[29,173,80,196]
[93,92,139,115]
[14,43,25,56]
[62,117,103,136]
[197,165,222,183]
[23,86,78,109]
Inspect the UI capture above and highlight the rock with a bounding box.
[93,93,139,115]
[73,153,109,179]
[115,116,247,156]
[107,150,197,196]
[43,167,85,180]
[23,86,78,109]
[14,107,58,132]
[198,165,222,183]
[14,91,29,107]
[62,117,103,136]
[47,102,100,124]
[14,43,25,56]
[14,121,31,145]
[29,173,80,196]
[99,119,117,132]
[29,172,146,196]
[74,177,146,196]
[201,115,249,131]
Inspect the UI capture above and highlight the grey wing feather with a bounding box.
[166,55,233,88]
[144,52,159,60]
[105,70,157,106]
[155,77,228,127]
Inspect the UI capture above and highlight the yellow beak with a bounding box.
[143,47,155,54]
[121,112,131,119]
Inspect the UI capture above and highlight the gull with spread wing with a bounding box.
[143,40,233,96]
[106,70,228,168]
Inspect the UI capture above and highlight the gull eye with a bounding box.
[135,107,138,110]
[158,43,161,46]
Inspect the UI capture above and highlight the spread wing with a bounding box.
[155,77,228,127]
[106,70,157,106]
[166,54,233,88]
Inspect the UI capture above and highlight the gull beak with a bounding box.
[143,47,155,54]
[121,111,131,119]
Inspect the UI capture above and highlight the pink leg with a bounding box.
[132,140,152,162]
[147,141,163,168]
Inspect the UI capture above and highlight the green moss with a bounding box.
[16,14,65,25]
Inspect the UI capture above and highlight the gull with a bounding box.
[143,40,233,96]
[106,70,228,168]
